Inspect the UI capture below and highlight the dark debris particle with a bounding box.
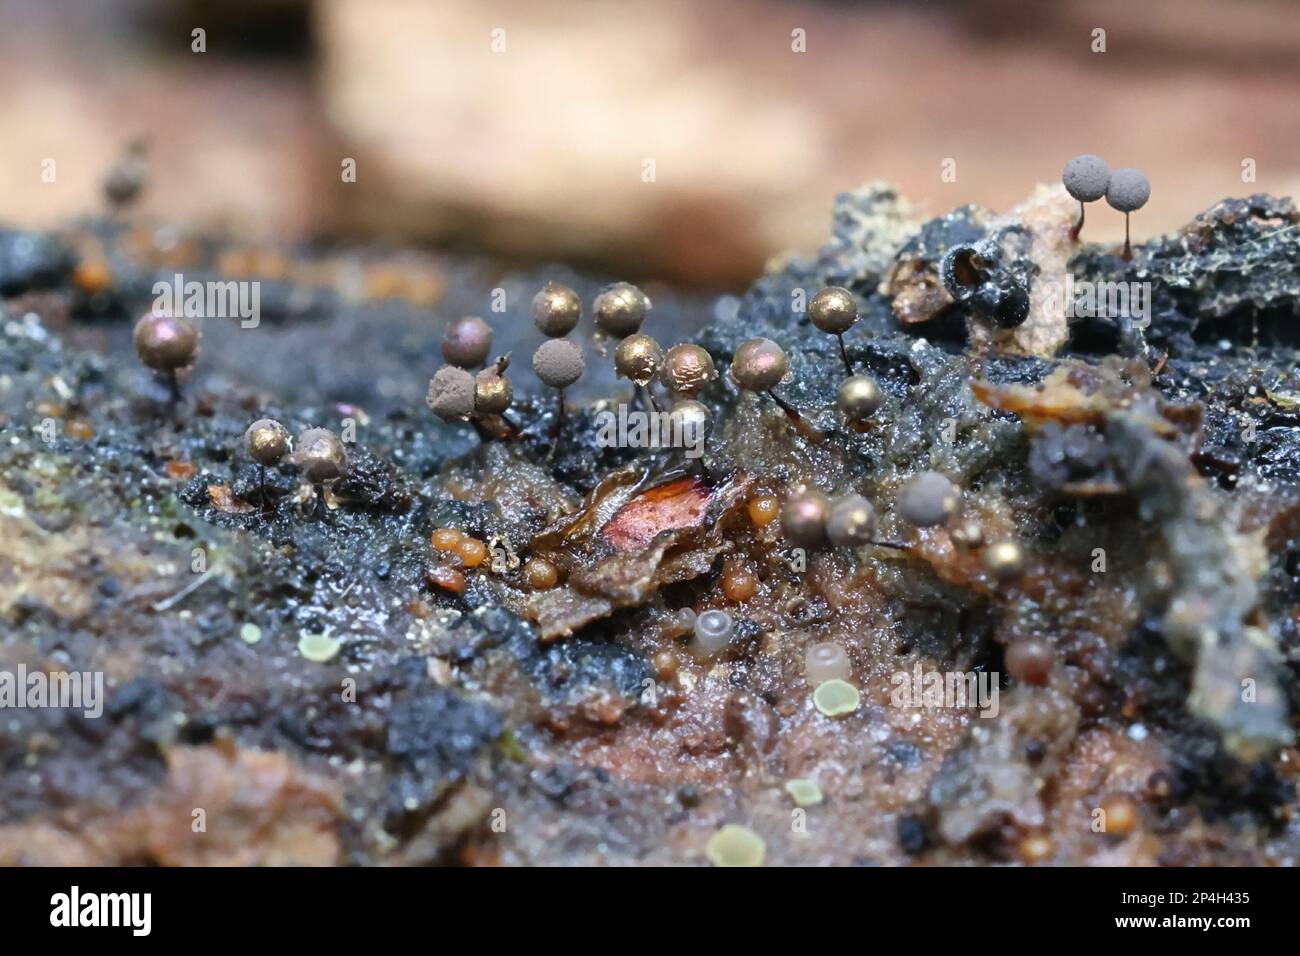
[106,678,176,722]
[1163,727,1295,827]
[333,445,412,511]
[886,740,923,767]
[385,684,503,774]
[530,765,577,803]
[939,230,1034,329]
[897,813,930,855]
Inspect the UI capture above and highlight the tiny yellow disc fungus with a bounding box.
[705,824,766,867]
[298,632,341,663]
[784,779,824,807]
[813,678,860,718]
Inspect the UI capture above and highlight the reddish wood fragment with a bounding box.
[601,476,710,552]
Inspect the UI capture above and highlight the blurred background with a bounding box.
[2,0,1298,288]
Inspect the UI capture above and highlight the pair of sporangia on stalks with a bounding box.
[1061,154,1150,259]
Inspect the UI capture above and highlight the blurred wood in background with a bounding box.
[3,0,1298,286]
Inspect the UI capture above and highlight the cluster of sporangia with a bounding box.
[1062,154,1150,259]
[424,280,717,449]
[782,470,1025,583]
[426,283,1027,589]
[753,289,1026,582]
[422,282,896,453]
[132,278,1025,584]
